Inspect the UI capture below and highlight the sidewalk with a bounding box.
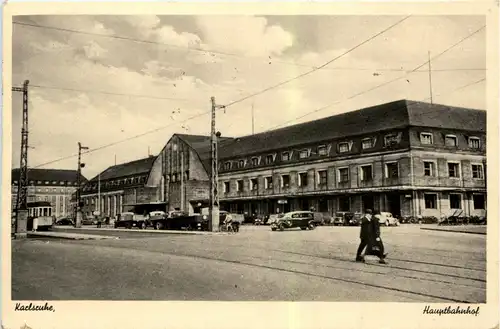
[52,226,229,236]
[420,225,486,235]
[28,231,120,240]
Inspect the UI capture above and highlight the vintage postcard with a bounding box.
[1,1,499,329]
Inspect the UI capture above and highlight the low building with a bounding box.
[80,156,161,218]
[148,99,486,220]
[11,168,87,219]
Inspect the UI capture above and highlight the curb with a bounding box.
[420,228,486,235]
[27,232,120,240]
[52,226,229,236]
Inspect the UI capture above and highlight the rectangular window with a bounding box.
[338,196,350,211]
[449,194,462,209]
[338,142,349,153]
[420,133,433,145]
[224,162,231,170]
[281,175,290,188]
[282,152,290,161]
[299,150,309,159]
[424,161,435,177]
[265,176,273,189]
[473,194,485,209]
[298,172,308,187]
[251,157,259,166]
[468,137,480,149]
[362,138,373,149]
[318,145,327,156]
[317,170,327,185]
[448,162,460,178]
[238,160,245,168]
[360,165,373,181]
[224,182,230,193]
[385,162,399,178]
[265,155,274,164]
[445,135,458,147]
[424,194,437,209]
[236,180,244,192]
[472,164,484,179]
[250,178,258,191]
[338,168,349,183]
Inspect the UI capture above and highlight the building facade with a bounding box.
[81,100,487,221]
[11,168,86,219]
[214,100,486,220]
[80,156,161,218]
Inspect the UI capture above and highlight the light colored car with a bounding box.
[377,212,399,226]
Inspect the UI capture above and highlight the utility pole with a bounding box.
[13,80,30,238]
[75,142,89,228]
[209,97,224,232]
[428,51,434,104]
[180,149,184,213]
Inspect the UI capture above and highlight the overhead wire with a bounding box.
[20,21,485,170]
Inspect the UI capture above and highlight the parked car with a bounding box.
[312,212,332,226]
[55,217,74,226]
[377,212,399,226]
[114,212,148,229]
[270,211,316,231]
[333,212,352,226]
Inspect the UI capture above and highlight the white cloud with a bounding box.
[195,16,294,57]
[83,40,109,59]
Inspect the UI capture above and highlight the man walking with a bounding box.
[356,209,387,264]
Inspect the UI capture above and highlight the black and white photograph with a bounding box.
[2,2,499,329]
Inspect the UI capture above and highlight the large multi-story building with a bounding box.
[11,168,87,218]
[81,99,487,220]
[147,99,486,220]
[80,156,160,218]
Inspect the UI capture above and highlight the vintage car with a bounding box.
[114,212,148,229]
[376,212,400,226]
[270,211,316,231]
[333,212,352,226]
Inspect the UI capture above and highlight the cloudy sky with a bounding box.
[11,15,486,180]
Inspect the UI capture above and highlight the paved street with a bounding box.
[12,225,486,302]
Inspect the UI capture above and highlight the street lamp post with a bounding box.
[75,142,89,228]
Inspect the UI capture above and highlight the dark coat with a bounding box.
[359,215,380,242]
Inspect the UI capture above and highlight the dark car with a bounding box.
[55,217,74,226]
[270,211,316,231]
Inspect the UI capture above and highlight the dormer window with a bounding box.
[445,135,458,147]
[362,138,374,149]
[299,150,309,159]
[265,154,274,164]
[282,152,290,161]
[224,162,231,170]
[384,134,399,147]
[318,145,328,156]
[251,157,259,166]
[338,142,349,153]
[420,133,433,145]
[238,160,245,168]
[468,137,480,149]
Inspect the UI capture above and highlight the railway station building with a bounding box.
[82,99,487,221]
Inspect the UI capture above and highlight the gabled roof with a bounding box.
[176,134,234,173]
[213,100,486,159]
[11,168,86,183]
[89,156,157,182]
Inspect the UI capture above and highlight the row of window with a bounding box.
[424,193,485,210]
[222,133,403,171]
[83,176,147,191]
[13,180,78,186]
[221,161,484,193]
[419,133,481,149]
[424,162,484,179]
[168,171,189,183]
